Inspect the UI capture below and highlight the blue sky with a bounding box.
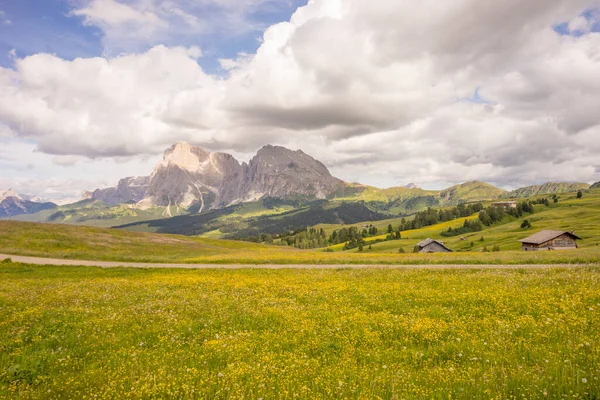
[0,0,308,73]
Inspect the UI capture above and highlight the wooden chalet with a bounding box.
[416,238,452,253]
[492,201,517,209]
[518,230,581,251]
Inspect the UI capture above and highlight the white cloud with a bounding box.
[1,0,600,193]
[69,0,295,55]
[71,0,169,53]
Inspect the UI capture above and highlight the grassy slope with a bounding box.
[331,189,600,255]
[123,201,298,237]
[503,182,590,198]
[1,264,599,398]
[1,219,600,265]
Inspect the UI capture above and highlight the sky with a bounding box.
[1,0,600,202]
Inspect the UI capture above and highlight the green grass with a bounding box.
[328,189,600,255]
[2,220,600,265]
[1,263,599,398]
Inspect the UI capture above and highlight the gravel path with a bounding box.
[0,253,593,269]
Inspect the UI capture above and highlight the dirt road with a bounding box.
[0,253,594,269]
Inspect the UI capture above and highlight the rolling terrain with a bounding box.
[2,141,595,246]
[2,187,600,265]
[321,188,600,254]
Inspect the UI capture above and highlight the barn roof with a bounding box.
[518,230,582,245]
[417,238,452,252]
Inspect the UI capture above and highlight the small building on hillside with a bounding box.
[519,230,581,251]
[416,238,453,253]
[492,201,517,209]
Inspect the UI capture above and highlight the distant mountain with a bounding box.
[502,182,590,198]
[7,141,593,232]
[0,189,56,218]
[88,142,345,213]
[10,199,168,228]
[591,182,600,189]
[83,176,149,206]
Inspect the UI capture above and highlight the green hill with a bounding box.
[2,218,600,265]
[503,182,590,198]
[334,181,505,214]
[438,181,506,203]
[327,188,600,254]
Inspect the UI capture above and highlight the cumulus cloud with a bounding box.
[1,0,600,191]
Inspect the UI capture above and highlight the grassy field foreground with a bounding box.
[2,221,600,265]
[0,263,599,398]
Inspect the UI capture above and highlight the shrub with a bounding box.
[521,220,531,229]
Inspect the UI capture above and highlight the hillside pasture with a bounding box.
[1,220,600,265]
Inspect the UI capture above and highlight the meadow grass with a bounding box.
[0,263,599,399]
[327,189,600,255]
[2,220,600,265]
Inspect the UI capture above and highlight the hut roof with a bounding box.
[417,238,452,252]
[518,230,582,245]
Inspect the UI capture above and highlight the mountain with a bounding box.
[591,182,600,189]
[0,189,56,218]
[502,182,591,198]
[90,142,345,212]
[243,145,346,201]
[84,176,149,206]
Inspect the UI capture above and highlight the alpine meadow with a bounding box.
[1,0,600,399]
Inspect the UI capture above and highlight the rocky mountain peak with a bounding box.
[0,189,21,202]
[252,145,331,175]
[159,142,212,173]
[245,144,344,201]
[87,142,345,212]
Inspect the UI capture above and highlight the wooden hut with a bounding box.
[416,238,452,253]
[518,230,581,251]
[492,201,517,209]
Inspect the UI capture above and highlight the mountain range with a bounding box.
[0,189,57,218]
[83,142,346,213]
[2,142,597,228]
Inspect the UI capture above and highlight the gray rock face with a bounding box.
[88,176,150,206]
[242,145,345,201]
[141,142,246,211]
[89,142,343,212]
